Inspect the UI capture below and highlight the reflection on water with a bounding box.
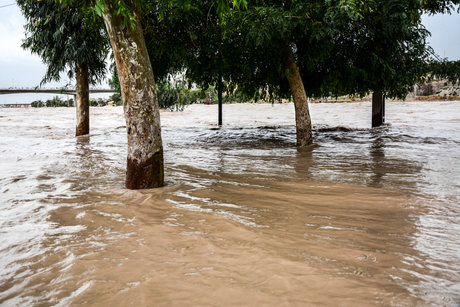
[0,102,459,305]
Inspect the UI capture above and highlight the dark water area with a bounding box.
[0,102,459,305]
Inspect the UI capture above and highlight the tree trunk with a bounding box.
[284,46,312,147]
[217,75,223,126]
[102,3,164,189]
[75,62,89,136]
[372,91,385,127]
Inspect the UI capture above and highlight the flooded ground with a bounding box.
[0,101,459,306]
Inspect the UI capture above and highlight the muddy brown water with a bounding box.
[0,102,459,306]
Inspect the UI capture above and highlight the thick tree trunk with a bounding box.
[75,62,89,136]
[102,4,164,189]
[284,47,312,147]
[372,91,385,127]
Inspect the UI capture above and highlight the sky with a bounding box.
[0,1,459,103]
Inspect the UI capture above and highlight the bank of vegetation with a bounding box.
[31,97,75,108]
[30,96,121,108]
[29,81,252,110]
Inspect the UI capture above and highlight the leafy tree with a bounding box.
[300,0,459,98]
[312,1,429,98]
[145,0,454,141]
[217,0,458,130]
[52,0,245,189]
[146,1,316,137]
[18,0,109,136]
[148,0,428,141]
[145,1,228,123]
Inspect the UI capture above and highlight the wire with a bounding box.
[0,3,15,9]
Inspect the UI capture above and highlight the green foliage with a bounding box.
[31,100,45,107]
[107,63,123,105]
[230,0,436,99]
[145,0,431,102]
[156,78,196,111]
[108,65,121,93]
[18,0,109,85]
[109,92,123,106]
[155,79,251,109]
[93,0,139,28]
[57,0,247,29]
[422,0,460,14]
[313,0,432,99]
[90,98,109,106]
[31,96,74,107]
[426,60,460,84]
[54,0,459,104]
[29,96,127,107]
[144,1,213,85]
[145,0,275,103]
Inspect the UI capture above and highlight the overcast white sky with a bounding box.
[0,1,459,90]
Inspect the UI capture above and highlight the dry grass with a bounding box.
[411,95,460,101]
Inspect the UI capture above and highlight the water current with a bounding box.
[0,101,459,306]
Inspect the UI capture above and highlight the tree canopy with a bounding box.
[145,1,231,91]
[18,0,109,85]
[144,0,454,101]
[313,0,431,98]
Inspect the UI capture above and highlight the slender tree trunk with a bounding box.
[217,75,223,126]
[372,91,385,127]
[102,3,164,189]
[75,62,89,136]
[284,46,312,146]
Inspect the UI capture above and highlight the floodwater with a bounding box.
[0,101,459,306]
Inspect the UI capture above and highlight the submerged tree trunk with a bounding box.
[372,91,385,127]
[75,62,89,136]
[102,3,164,189]
[284,46,312,146]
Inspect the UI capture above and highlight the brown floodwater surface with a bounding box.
[0,102,459,306]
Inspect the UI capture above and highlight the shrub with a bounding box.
[157,79,196,111]
[109,92,123,106]
[31,100,45,107]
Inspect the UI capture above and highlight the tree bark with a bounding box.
[284,46,312,147]
[75,62,89,136]
[372,91,385,127]
[102,3,164,189]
